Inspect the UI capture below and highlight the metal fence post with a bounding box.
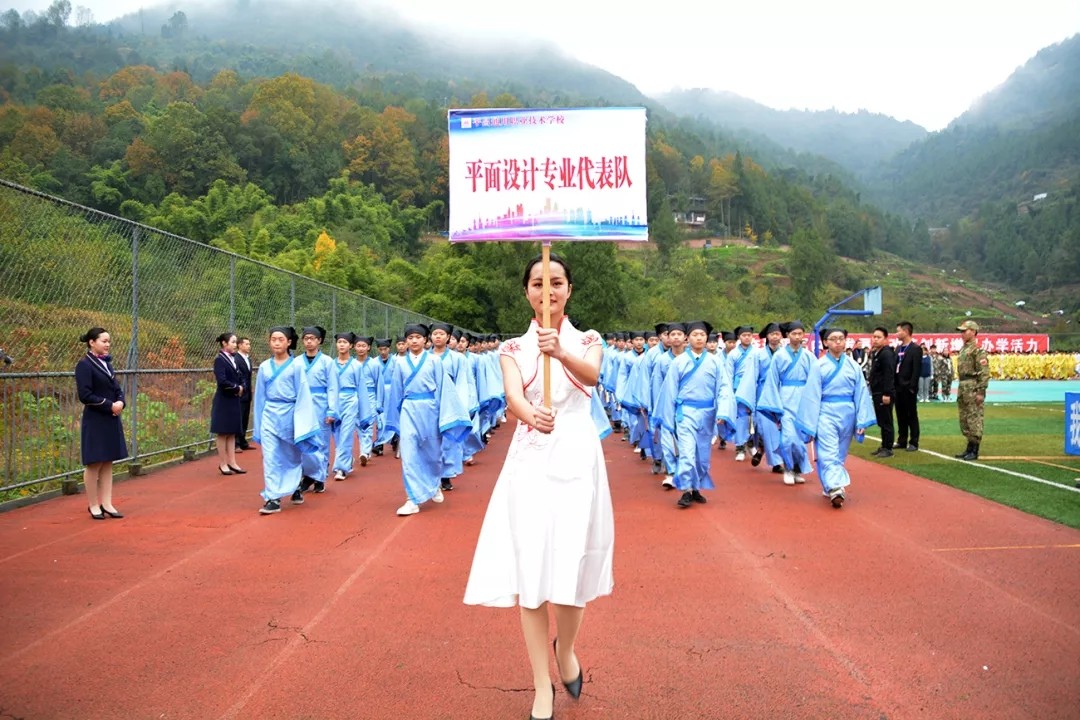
[290,277,296,327]
[385,305,389,337]
[332,290,337,338]
[229,255,236,331]
[129,226,140,462]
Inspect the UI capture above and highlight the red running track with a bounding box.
[1,426,1078,719]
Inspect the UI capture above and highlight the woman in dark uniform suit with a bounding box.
[75,327,128,520]
[212,332,246,475]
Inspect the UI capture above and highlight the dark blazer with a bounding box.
[867,346,896,397]
[236,352,253,396]
[75,354,128,465]
[894,341,923,393]
[210,351,243,435]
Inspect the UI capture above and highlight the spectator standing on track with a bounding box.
[867,327,896,458]
[893,322,922,452]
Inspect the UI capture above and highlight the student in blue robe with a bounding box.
[478,336,506,439]
[384,323,472,516]
[296,326,338,494]
[429,322,471,490]
[331,332,374,481]
[353,335,382,467]
[716,330,737,449]
[811,328,877,507]
[750,322,785,472]
[650,323,685,488]
[624,329,659,462]
[373,338,395,456]
[757,321,821,486]
[253,327,321,514]
[728,325,759,462]
[654,320,735,508]
[455,332,486,465]
[616,330,649,458]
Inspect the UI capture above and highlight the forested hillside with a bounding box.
[860,34,1080,309]
[3,0,1074,337]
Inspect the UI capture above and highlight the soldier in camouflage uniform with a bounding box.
[954,321,990,460]
[931,346,954,400]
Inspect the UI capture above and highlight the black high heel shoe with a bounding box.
[219,465,234,475]
[88,506,105,520]
[228,465,247,474]
[529,683,555,720]
[100,507,124,518]
[553,638,582,700]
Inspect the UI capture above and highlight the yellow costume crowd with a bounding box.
[980,353,1079,380]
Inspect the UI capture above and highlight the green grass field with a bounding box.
[849,402,1080,529]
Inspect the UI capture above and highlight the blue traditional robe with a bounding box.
[654,350,736,492]
[356,356,383,459]
[253,355,320,501]
[459,351,487,461]
[626,344,663,460]
[332,357,374,474]
[649,349,678,474]
[728,342,758,446]
[616,348,649,450]
[477,352,505,436]
[299,352,339,483]
[757,345,820,475]
[384,350,472,504]
[433,348,471,479]
[376,355,395,448]
[752,345,783,468]
[812,353,877,493]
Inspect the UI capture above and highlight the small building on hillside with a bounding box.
[672,196,707,227]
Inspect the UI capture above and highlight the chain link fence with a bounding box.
[0,179,451,497]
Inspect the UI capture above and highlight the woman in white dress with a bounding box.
[464,253,614,720]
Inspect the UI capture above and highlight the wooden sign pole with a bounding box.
[541,241,552,407]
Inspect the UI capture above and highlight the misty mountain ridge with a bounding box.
[104,0,651,106]
[654,87,929,179]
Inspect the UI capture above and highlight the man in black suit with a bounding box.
[867,326,897,457]
[893,321,922,451]
[236,336,254,450]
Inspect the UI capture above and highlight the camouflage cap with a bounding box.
[957,320,980,332]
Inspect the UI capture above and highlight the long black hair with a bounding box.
[521,252,573,287]
[216,332,236,348]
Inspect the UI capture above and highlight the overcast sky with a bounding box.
[6,0,1079,130]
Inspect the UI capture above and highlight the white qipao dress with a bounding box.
[464,318,615,609]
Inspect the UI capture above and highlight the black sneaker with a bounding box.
[259,499,281,514]
[440,478,454,491]
[313,481,326,493]
[719,440,727,449]
[373,445,384,457]
[771,465,784,474]
[691,490,707,504]
[677,491,693,508]
[877,448,894,458]
[291,489,305,504]
[905,445,918,452]
[300,476,315,492]
[750,450,763,467]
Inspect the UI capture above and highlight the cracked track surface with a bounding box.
[0,423,1077,719]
